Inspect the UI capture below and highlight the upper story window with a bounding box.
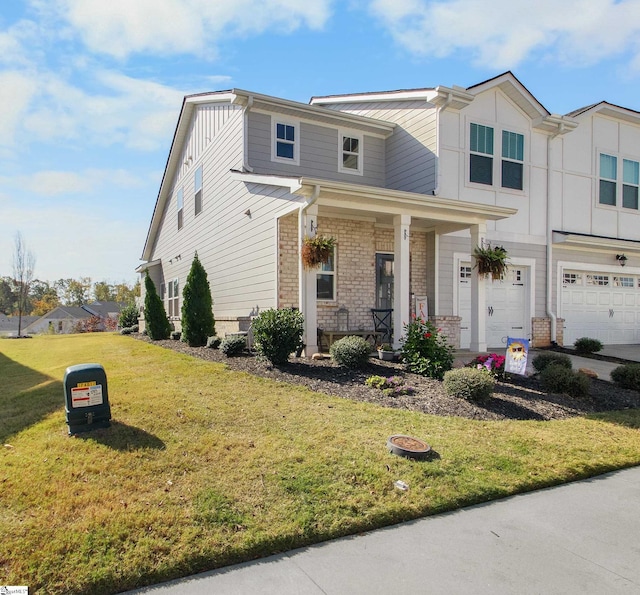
[272,118,300,165]
[339,131,363,175]
[599,153,640,210]
[317,246,336,301]
[469,123,525,191]
[194,165,203,215]
[176,187,184,230]
[470,123,493,185]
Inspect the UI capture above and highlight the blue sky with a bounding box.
[2,0,640,285]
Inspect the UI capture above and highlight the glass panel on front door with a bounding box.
[376,254,394,309]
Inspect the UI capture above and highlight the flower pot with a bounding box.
[378,350,395,361]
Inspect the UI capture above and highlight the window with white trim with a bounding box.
[460,266,472,279]
[176,188,184,230]
[272,119,299,165]
[470,123,493,185]
[599,153,640,210]
[167,278,180,317]
[586,274,609,286]
[339,132,363,175]
[502,130,524,190]
[469,123,525,190]
[194,165,203,215]
[563,272,582,285]
[613,276,634,288]
[316,247,336,300]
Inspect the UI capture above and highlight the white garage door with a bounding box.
[561,270,640,345]
[459,264,529,349]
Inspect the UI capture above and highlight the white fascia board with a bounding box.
[229,170,303,193]
[553,232,640,254]
[310,88,437,105]
[185,92,237,106]
[135,259,162,273]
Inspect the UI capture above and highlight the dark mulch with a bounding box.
[134,336,640,422]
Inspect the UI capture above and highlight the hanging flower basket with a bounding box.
[473,244,508,280]
[301,236,336,269]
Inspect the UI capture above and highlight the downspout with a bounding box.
[546,123,564,345]
[242,95,254,173]
[298,184,321,322]
[432,92,452,197]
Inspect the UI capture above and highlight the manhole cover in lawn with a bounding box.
[387,435,431,460]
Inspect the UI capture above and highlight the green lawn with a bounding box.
[2,334,640,594]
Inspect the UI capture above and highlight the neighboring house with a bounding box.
[0,313,39,337]
[138,72,640,352]
[23,302,124,335]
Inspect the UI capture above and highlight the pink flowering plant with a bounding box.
[400,317,454,380]
[466,353,506,380]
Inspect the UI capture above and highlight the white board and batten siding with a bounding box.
[247,112,386,187]
[321,101,438,195]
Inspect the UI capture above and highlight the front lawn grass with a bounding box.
[2,334,640,594]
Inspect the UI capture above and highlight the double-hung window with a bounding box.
[176,188,184,230]
[470,123,494,185]
[167,279,179,317]
[272,118,299,165]
[194,165,203,215]
[599,153,640,210]
[316,247,336,300]
[502,130,524,190]
[339,131,363,175]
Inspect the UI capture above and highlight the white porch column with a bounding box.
[300,205,319,355]
[393,214,411,349]
[470,223,487,352]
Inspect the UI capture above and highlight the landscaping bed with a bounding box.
[137,336,640,422]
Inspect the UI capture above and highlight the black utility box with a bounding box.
[64,363,111,435]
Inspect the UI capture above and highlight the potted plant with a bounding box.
[377,343,395,361]
[472,244,508,280]
[301,235,336,269]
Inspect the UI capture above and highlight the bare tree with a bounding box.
[13,232,36,337]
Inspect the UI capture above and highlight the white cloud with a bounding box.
[369,0,640,71]
[51,0,333,59]
[0,71,39,146]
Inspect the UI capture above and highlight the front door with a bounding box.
[376,253,394,309]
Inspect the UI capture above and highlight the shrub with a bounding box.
[400,317,453,380]
[206,335,221,349]
[443,367,495,402]
[119,303,139,328]
[220,335,246,357]
[120,327,134,335]
[364,375,414,397]
[466,353,506,379]
[144,273,171,340]
[251,308,304,365]
[574,337,603,355]
[532,352,572,373]
[611,363,640,391]
[181,252,216,347]
[170,331,181,341]
[540,364,590,397]
[131,324,139,333]
[330,335,371,369]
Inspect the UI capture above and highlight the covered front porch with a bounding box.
[277,178,516,356]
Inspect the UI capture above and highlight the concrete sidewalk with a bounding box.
[128,466,640,594]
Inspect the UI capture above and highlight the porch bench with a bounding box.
[318,329,384,352]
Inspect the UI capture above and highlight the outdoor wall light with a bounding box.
[616,254,628,267]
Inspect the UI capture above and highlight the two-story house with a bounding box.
[139,72,640,353]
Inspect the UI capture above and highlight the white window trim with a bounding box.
[597,149,640,212]
[271,116,300,166]
[466,118,528,195]
[194,165,203,216]
[176,187,184,230]
[317,245,337,302]
[338,129,363,176]
[167,278,180,319]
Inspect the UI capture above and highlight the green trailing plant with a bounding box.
[574,337,603,355]
[330,335,371,369]
[532,352,572,373]
[400,317,454,380]
[378,343,393,351]
[473,244,508,280]
[220,335,246,357]
[251,308,304,365]
[206,335,221,349]
[143,273,171,340]
[540,364,590,397]
[301,235,336,269]
[119,303,139,328]
[611,363,640,391]
[181,252,216,347]
[443,367,495,402]
[364,375,415,397]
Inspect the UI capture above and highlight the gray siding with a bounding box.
[247,111,385,186]
[322,101,437,194]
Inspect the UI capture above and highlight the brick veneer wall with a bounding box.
[429,315,461,349]
[531,317,565,347]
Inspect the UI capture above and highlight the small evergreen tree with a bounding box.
[144,273,171,340]
[181,253,215,347]
[119,303,139,328]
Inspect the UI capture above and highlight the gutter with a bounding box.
[546,122,565,345]
[432,92,452,197]
[298,184,321,326]
[242,95,254,173]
